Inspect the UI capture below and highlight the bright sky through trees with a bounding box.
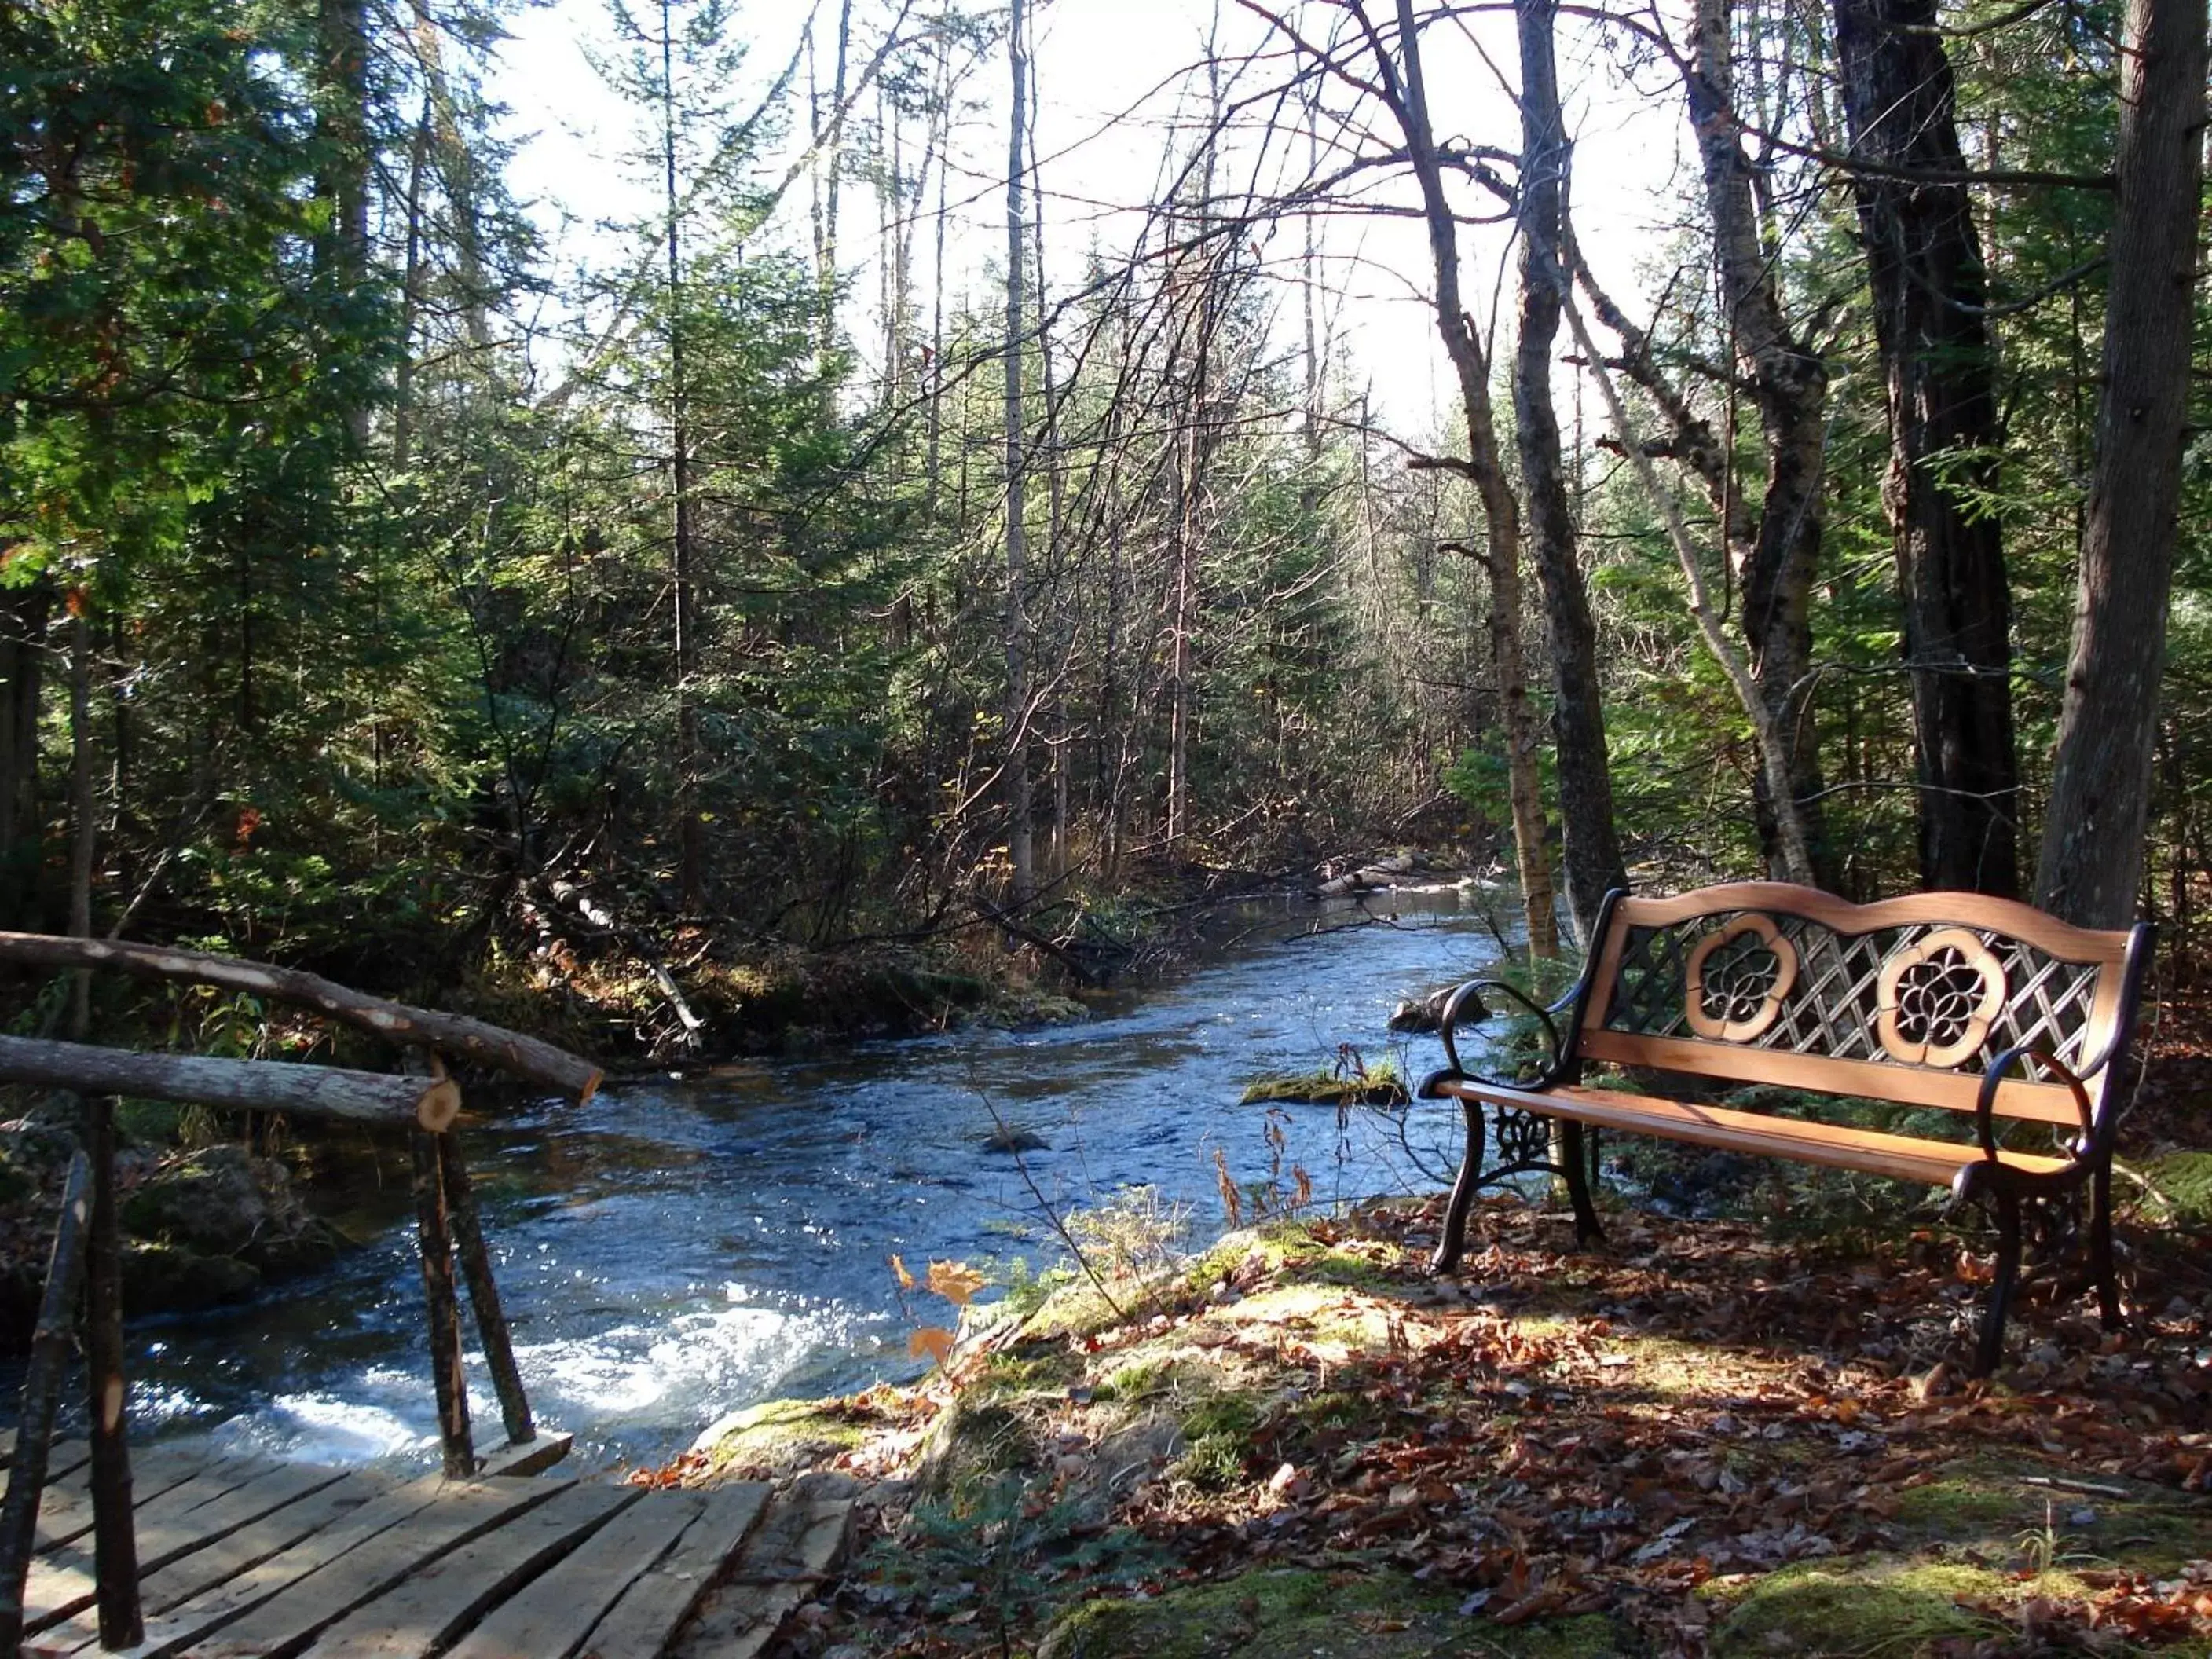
[492,0,1686,430]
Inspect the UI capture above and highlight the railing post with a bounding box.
[411,1123,475,1478]
[438,1134,535,1448]
[403,1044,474,1478]
[84,1095,142,1647]
[0,1152,93,1654]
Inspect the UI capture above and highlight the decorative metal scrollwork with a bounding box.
[1683,915,1799,1042]
[1492,1106,1555,1170]
[1877,928,2006,1068]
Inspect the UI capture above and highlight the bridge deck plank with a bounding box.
[441,1490,707,1659]
[174,1477,574,1658]
[9,1446,838,1659]
[577,1483,772,1658]
[299,1482,639,1659]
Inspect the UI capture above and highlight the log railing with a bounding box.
[0,939,599,1654]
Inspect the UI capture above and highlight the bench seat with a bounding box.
[1429,1078,2075,1190]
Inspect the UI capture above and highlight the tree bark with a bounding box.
[1003,0,1035,901]
[411,1128,474,1479]
[1514,0,1628,943]
[0,1035,461,1127]
[0,1151,90,1657]
[83,1093,141,1648]
[438,1134,534,1447]
[0,584,50,931]
[1833,0,2020,895]
[1684,0,1837,886]
[0,932,601,1097]
[659,0,705,911]
[1384,0,1558,955]
[314,0,372,448]
[2034,0,2208,927]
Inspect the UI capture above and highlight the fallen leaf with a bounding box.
[927,1260,986,1306]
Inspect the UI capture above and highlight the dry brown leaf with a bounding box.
[927,1260,986,1306]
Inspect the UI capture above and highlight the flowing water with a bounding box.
[119,888,1517,1474]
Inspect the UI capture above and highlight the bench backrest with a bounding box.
[1573,884,2152,1130]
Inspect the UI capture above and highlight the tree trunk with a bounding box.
[1514,0,1627,943]
[659,0,704,908]
[1002,0,1034,903]
[817,0,855,412]
[1387,0,1558,954]
[393,92,434,472]
[1833,0,2020,895]
[314,0,371,448]
[1684,0,1836,887]
[2033,0,2208,927]
[0,583,48,930]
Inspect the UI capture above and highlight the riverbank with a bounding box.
[445,852,1466,1068]
[0,850,1467,1344]
[668,1188,2212,1658]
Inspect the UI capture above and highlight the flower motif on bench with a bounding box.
[1876,928,2007,1068]
[1684,915,1799,1042]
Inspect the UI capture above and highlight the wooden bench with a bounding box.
[1416,882,2153,1374]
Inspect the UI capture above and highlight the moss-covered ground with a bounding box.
[676,1193,2212,1658]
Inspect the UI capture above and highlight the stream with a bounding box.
[119,888,1518,1474]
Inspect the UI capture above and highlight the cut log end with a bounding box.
[416,1079,463,1134]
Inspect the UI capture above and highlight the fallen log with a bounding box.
[0,933,599,1101]
[0,1035,461,1130]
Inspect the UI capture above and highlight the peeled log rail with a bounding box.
[0,932,600,1101]
[0,1152,91,1657]
[0,1035,461,1130]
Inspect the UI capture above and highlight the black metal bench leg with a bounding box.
[1975,1190,2023,1377]
[1562,1120,1605,1244]
[2089,1160,2122,1331]
[1431,1100,1485,1276]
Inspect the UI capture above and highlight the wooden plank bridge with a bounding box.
[4,1431,853,1657]
[0,935,857,1657]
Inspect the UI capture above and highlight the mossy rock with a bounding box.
[1185,1221,1402,1291]
[1239,1070,1408,1108]
[693,1397,867,1481]
[2147,1151,2212,1228]
[1893,1452,2212,1573]
[1037,1569,1628,1659]
[972,1345,1082,1399]
[915,1398,1043,1500]
[1706,1557,2031,1657]
[120,1147,350,1277]
[120,1242,262,1312]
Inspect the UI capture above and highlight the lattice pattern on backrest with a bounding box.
[1592,910,2109,1087]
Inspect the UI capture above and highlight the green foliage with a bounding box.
[864,1473,1163,1643]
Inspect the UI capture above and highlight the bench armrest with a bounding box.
[1417,977,1573,1097]
[1975,1044,2095,1165]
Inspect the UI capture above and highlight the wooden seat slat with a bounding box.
[1427,1078,2073,1188]
[1575,1030,2082,1124]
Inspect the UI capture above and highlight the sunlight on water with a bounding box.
[97,889,1516,1473]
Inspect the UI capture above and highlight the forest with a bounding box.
[0,0,2205,1047]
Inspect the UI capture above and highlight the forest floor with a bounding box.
[655,997,2212,1659]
